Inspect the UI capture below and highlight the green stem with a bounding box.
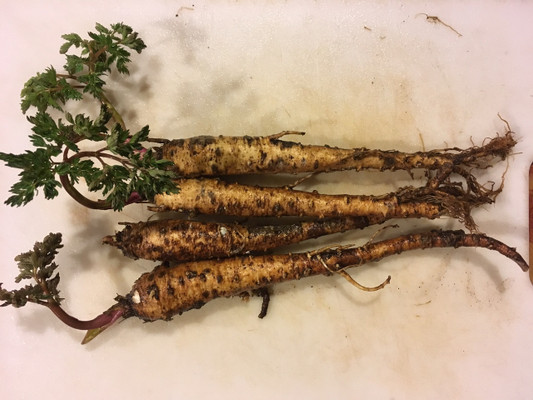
[98,91,126,129]
[92,45,109,62]
[66,150,135,168]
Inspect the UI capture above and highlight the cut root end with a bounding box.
[102,235,116,246]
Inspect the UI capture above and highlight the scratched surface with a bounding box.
[1,2,532,399]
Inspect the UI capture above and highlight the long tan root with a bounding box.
[158,130,516,177]
[103,215,387,262]
[152,178,494,231]
[122,229,527,322]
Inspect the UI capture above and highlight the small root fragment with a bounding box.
[337,270,392,292]
[417,13,462,37]
[175,5,194,17]
[240,288,271,318]
[307,244,355,258]
[316,254,390,292]
[497,113,512,133]
[419,131,427,152]
[284,173,316,189]
[267,130,306,140]
[252,287,271,319]
[367,224,400,245]
[102,235,116,246]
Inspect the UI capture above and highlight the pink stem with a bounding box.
[47,302,124,330]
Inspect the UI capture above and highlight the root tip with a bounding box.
[102,235,116,246]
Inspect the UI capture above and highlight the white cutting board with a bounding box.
[1,2,532,399]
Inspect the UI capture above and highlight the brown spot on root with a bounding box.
[147,284,160,301]
[167,284,175,296]
[192,300,205,309]
[186,270,198,279]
